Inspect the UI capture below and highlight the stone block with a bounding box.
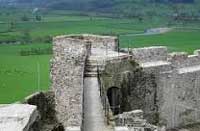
[65,126,80,131]
[115,126,129,131]
[0,104,38,131]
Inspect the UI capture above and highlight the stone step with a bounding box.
[85,67,97,72]
[85,63,96,67]
[86,62,98,66]
[85,59,105,76]
[85,65,105,71]
[84,72,98,77]
[87,59,98,63]
[85,60,105,72]
[85,66,104,72]
[86,59,105,66]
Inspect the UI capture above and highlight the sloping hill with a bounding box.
[0,0,199,19]
[1,0,195,9]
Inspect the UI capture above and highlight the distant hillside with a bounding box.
[0,0,199,19]
[170,0,194,3]
[1,0,196,8]
[156,0,194,3]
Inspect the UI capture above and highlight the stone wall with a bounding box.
[122,67,161,124]
[175,71,200,126]
[50,34,200,130]
[128,46,168,63]
[168,50,200,68]
[156,50,200,128]
[101,58,137,90]
[122,46,200,129]
[100,58,159,124]
[122,46,172,125]
[65,34,118,51]
[158,67,200,128]
[157,71,176,128]
[50,34,118,129]
[51,35,91,128]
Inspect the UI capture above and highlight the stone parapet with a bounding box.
[54,34,118,51]
[168,50,200,68]
[51,35,90,128]
[128,46,168,63]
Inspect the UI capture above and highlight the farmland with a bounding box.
[0,9,200,103]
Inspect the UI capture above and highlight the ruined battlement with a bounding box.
[123,46,200,72]
[128,46,168,63]
[51,34,120,130]
[35,35,200,130]
[168,50,200,68]
[54,34,118,51]
[3,34,200,131]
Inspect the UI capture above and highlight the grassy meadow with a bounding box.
[0,44,51,103]
[120,28,200,53]
[0,9,200,103]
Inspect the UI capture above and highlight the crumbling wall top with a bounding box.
[168,50,200,68]
[130,46,168,63]
[53,34,118,51]
[128,46,200,69]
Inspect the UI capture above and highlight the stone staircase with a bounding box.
[84,58,105,77]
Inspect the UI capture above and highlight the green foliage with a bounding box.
[20,30,31,44]
[35,15,42,21]
[129,60,139,67]
[9,21,16,31]
[21,14,30,21]
[20,47,52,56]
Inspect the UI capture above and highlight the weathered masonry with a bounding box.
[50,34,200,131]
[1,34,200,131]
[51,34,120,131]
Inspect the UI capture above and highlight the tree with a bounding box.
[21,30,31,44]
[9,21,16,31]
[21,14,29,21]
[35,15,42,21]
[138,16,144,22]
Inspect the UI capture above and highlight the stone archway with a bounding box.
[107,87,121,115]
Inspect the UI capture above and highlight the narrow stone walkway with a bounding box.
[83,77,113,131]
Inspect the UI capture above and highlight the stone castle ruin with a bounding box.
[1,34,200,131]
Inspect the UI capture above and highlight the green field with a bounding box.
[0,44,51,103]
[120,28,200,53]
[0,9,200,103]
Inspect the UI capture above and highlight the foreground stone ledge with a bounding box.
[115,127,129,131]
[0,104,38,131]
